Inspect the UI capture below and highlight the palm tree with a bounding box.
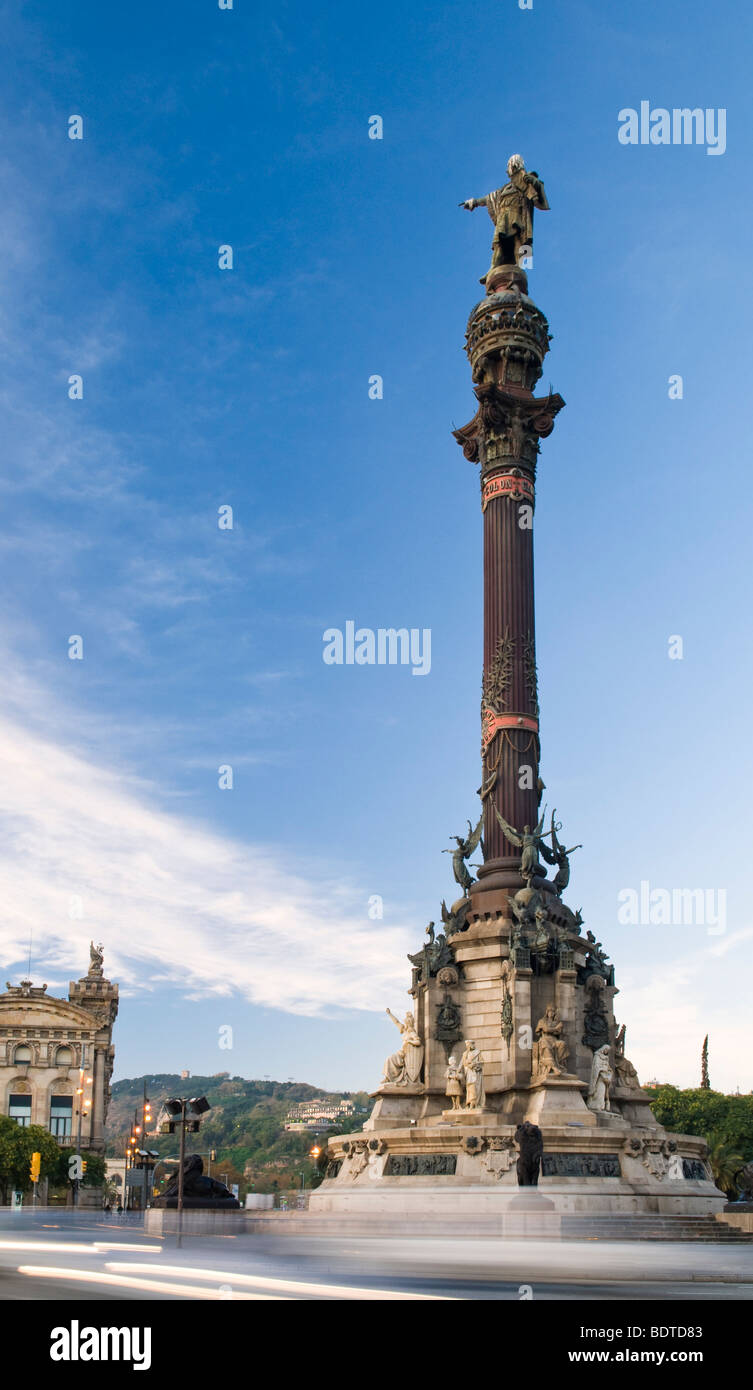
[705,1132,744,1197]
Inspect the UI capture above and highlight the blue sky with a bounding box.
[1,0,752,1092]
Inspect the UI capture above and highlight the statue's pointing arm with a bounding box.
[459,195,489,211]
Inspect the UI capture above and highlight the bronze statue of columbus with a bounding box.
[460,154,549,274]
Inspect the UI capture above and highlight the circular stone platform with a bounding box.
[310,1120,724,1219]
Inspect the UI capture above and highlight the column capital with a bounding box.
[453,383,565,476]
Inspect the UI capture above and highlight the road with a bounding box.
[1,1210,751,1300]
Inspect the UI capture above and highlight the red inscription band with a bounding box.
[482,473,535,512]
[482,708,539,753]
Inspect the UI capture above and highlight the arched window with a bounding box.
[55,1046,73,1067]
[14,1044,32,1064]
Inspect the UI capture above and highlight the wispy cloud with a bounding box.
[708,926,753,959]
[0,661,410,1016]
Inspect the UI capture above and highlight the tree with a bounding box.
[80,1152,106,1187]
[210,1155,244,1193]
[706,1132,744,1198]
[0,1124,16,1204]
[0,1117,61,1203]
[649,1086,753,1164]
[701,1035,710,1090]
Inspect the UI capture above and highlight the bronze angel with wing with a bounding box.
[493,805,550,884]
[443,813,485,895]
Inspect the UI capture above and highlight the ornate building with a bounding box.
[0,943,118,1153]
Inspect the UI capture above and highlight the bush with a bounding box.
[649,1087,753,1168]
[0,1116,61,1201]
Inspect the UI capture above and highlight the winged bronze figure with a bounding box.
[442,813,484,895]
[539,809,581,894]
[440,897,471,937]
[493,804,548,883]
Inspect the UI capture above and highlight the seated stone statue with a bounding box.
[154,1154,241,1210]
[613,1022,642,1091]
[533,1004,569,1078]
[382,1009,424,1085]
[614,1051,641,1091]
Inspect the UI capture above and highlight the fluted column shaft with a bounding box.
[482,479,539,862]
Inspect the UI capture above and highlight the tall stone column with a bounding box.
[90,1045,106,1149]
[311,161,727,1219]
[453,264,564,903]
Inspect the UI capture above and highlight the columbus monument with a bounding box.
[311,157,722,1221]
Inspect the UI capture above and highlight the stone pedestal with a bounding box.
[364,1084,425,1130]
[525,1077,594,1127]
[144,1209,247,1237]
[611,1086,661,1128]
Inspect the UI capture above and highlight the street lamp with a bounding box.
[159,1096,211,1226]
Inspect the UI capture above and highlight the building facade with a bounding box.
[0,943,118,1153]
[285,1099,355,1129]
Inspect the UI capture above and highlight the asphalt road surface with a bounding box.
[1,1211,751,1300]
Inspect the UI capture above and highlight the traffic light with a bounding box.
[29,1152,41,1183]
[81,1159,88,1175]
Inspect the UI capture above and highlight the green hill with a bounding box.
[107,1073,370,1196]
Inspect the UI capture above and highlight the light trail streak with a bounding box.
[17,1266,287,1299]
[0,1240,161,1255]
[105,1261,457,1299]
